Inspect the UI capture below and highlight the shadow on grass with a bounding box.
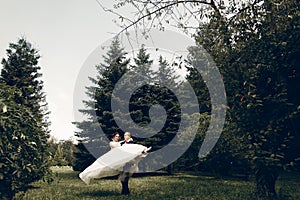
[77,190,120,198]
[99,171,170,180]
[27,185,41,190]
[133,171,170,178]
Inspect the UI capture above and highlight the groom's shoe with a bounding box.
[121,190,130,195]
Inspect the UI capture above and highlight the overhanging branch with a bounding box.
[98,0,215,35]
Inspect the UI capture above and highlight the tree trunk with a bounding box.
[0,180,13,200]
[255,165,279,200]
[166,164,173,175]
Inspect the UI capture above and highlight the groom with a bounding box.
[120,131,134,145]
[119,132,134,195]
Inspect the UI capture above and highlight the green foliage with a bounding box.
[73,37,130,168]
[172,113,210,172]
[48,139,76,166]
[0,83,50,199]
[128,50,181,149]
[74,42,186,173]
[193,0,300,198]
[72,143,95,172]
[75,2,300,197]
[200,119,251,178]
[124,46,155,131]
[0,38,50,199]
[1,38,47,119]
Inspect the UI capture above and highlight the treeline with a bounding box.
[47,138,75,167]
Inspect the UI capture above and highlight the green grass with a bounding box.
[18,167,300,200]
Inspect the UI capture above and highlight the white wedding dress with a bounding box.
[79,144,149,184]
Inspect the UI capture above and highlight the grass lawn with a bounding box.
[19,166,300,200]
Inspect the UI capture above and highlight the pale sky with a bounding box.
[0,0,120,141]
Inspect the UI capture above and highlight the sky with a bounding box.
[0,0,121,141]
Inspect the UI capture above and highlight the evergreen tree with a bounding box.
[152,56,181,148]
[1,38,49,124]
[156,56,181,84]
[95,38,130,135]
[0,38,50,199]
[52,143,68,166]
[131,45,154,83]
[154,56,183,173]
[61,140,76,166]
[127,51,184,172]
[105,46,157,147]
[128,46,154,130]
[72,142,95,171]
[74,37,130,166]
[125,50,182,148]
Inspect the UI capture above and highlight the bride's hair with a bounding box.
[112,132,119,139]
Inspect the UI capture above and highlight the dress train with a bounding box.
[79,144,149,184]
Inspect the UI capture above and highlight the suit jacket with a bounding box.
[120,138,134,146]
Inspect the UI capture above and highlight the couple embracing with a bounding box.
[79,131,151,195]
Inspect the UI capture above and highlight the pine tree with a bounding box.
[0,38,50,199]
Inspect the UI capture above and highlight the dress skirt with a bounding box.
[79,144,148,184]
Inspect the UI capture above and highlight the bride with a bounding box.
[79,132,151,185]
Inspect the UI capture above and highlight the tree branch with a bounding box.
[95,0,134,24]
[228,0,263,24]
[106,0,214,34]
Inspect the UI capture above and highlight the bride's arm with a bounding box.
[109,141,121,149]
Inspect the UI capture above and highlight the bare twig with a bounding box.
[102,0,214,34]
[95,0,134,24]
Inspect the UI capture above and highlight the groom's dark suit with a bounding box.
[120,140,134,145]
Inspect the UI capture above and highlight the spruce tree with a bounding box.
[74,37,130,167]
[151,56,181,148]
[106,46,158,147]
[1,39,48,120]
[0,38,50,199]
[128,46,154,128]
[127,51,184,172]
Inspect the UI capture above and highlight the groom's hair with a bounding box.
[124,132,131,137]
